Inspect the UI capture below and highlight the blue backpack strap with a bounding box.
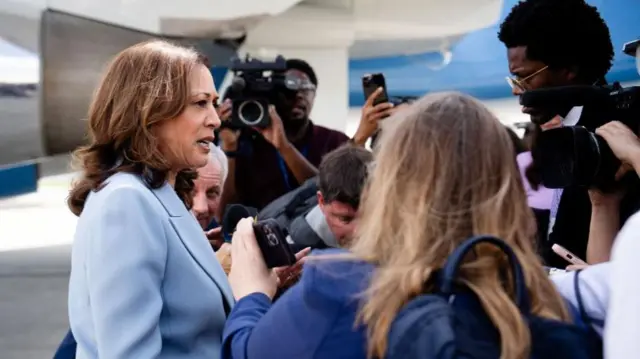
[440,235,531,314]
[573,269,605,328]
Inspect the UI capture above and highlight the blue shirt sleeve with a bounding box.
[221,263,343,359]
[221,292,273,359]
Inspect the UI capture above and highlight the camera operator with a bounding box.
[217,59,350,214]
[498,0,617,268]
[548,123,640,355]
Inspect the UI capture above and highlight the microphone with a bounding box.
[519,85,613,109]
[221,204,258,241]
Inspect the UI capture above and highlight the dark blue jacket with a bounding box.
[222,249,371,359]
[53,330,76,359]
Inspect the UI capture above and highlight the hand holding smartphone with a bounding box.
[362,73,389,106]
[252,219,297,268]
[551,244,588,266]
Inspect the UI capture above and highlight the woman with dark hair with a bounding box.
[67,40,233,359]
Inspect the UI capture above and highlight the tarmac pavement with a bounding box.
[0,174,76,358]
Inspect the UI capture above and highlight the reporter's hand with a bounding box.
[274,247,311,289]
[217,99,240,151]
[228,218,278,300]
[596,121,640,170]
[217,98,232,121]
[257,105,289,150]
[540,115,563,131]
[215,242,232,275]
[353,88,394,146]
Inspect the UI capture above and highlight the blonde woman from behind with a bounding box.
[219,92,573,359]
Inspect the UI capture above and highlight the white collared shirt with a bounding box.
[563,106,584,127]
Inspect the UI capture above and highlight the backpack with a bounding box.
[385,235,603,359]
[258,177,318,225]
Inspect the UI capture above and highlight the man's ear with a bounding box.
[317,191,325,207]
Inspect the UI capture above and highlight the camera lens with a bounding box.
[537,126,622,189]
[536,127,578,188]
[238,100,265,126]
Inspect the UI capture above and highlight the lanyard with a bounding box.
[277,146,309,191]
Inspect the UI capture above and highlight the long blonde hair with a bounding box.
[351,92,569,359]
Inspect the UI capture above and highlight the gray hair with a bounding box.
[209,143,228,184]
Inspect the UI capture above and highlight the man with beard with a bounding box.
[217,59,350,213]
[497,0,624,268]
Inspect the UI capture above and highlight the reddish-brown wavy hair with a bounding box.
[68,40,208,216]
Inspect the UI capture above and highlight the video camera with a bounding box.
[520,39,640,190]
[224,54,314,129]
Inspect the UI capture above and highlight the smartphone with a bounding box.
[551,244,588,266]
[253,219,296,268]
[362,73,389,106]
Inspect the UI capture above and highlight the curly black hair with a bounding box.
[498,0,614,84]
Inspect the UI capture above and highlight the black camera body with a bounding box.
[521,83,640,190]
[221,204,296,268]
[253,218,296,268]
[224,54,309,129]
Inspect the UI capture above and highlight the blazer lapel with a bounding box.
[151,183,235,314]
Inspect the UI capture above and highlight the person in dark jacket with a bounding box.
[216,59,350,213]
[258,144,373,252]
[497,0,635,268]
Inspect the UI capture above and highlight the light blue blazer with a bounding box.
[68,172,235,359]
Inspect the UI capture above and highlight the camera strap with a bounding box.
[277,145,309,191]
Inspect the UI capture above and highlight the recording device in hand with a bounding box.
[222,54,314,129]
[520,40,640,190]
[362,73,389,106]
[521,84,640,190]
[221,204,296,268]
[252,218,296,268]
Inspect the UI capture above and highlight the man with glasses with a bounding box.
[498,0,615,268]
[217,59,350,213]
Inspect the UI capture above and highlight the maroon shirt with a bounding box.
[234,122,349,210]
